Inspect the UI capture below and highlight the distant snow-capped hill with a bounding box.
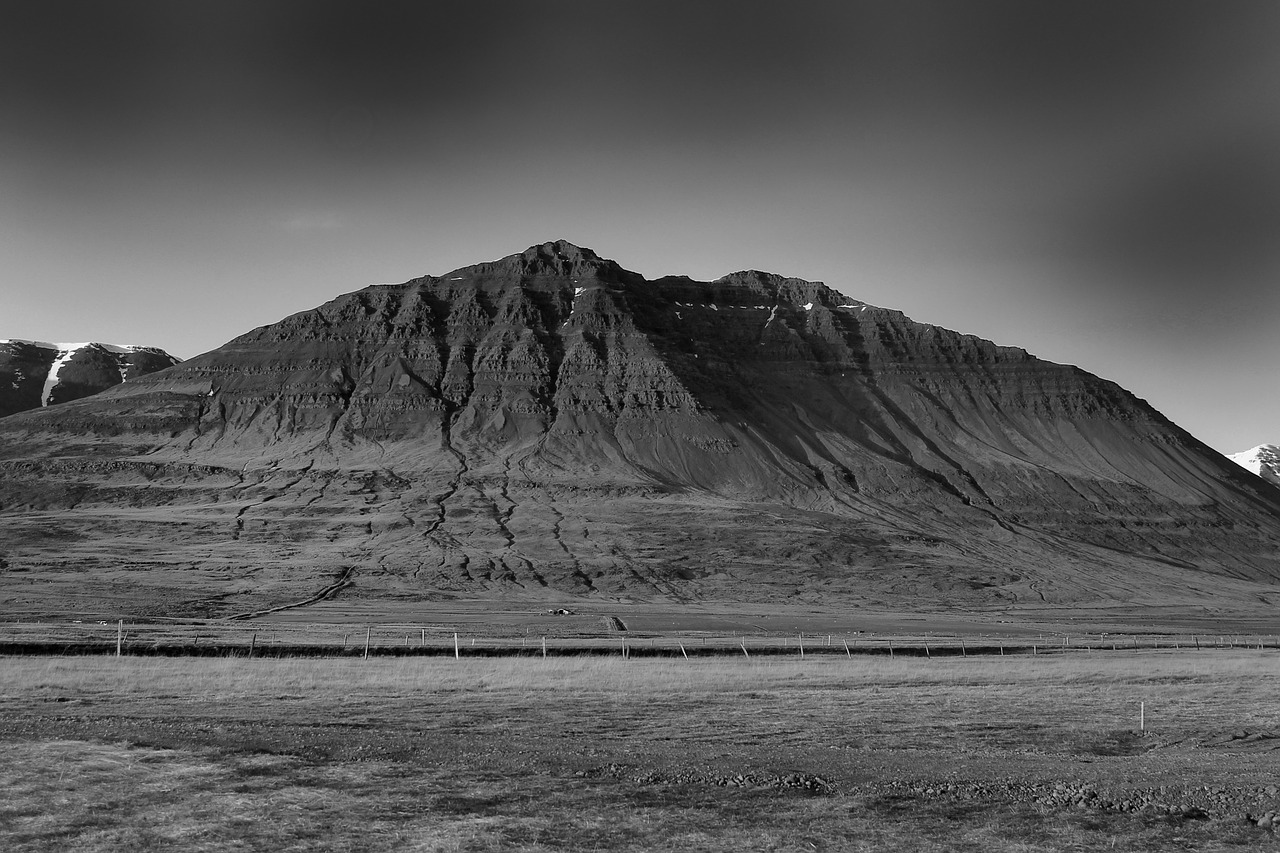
[0,339,180,418]
[1229,444,1280,486]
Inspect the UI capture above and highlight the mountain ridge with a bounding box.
[1,241,1277,619]
[0,339,180,418]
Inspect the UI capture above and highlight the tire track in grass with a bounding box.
[226,565,357,620]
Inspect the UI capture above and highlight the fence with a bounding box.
[1,621,1275,659]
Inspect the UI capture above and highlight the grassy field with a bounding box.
[6,614,1272,661]
[3,653,1280,851]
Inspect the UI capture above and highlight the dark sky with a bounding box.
[3,1,1278,454]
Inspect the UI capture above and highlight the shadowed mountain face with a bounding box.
[2,241,1278,618]
[0,340,179,418]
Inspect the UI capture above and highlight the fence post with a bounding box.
[249,633,257,658]
[542,636,547,658]
[454,632,460,659]
[364,627,371,660]
[799,634,804,658]
[843,640,851,657]
[679,642,688,659]
[116,620,123,657]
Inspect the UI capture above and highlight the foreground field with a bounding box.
[3,653,1279,851]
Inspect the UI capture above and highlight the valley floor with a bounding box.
[2,654,1280,851]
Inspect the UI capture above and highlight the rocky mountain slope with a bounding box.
[0,339,179,418]
[1,241,1278,618]
[1229,444,1280,486]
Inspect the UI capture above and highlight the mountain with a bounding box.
[0,339,180,418]
[1229,444,1280,486]
[1,241,1278,619]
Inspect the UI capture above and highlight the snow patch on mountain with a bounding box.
[42,348,81,407]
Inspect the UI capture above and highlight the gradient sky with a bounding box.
[3,1,1278,454]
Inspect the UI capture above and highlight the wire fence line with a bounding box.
[1,621,1275,659]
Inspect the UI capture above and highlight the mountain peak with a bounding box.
[712,269,859,308]
[439,239,623,282]
[520,239,599,262]
[512,239,618,278]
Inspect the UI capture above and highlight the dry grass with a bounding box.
[7,647,1278,695]
[2,652,1279,851]
[8,652,1280,739]
[3,739,1263,853]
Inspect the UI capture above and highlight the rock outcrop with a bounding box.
[1,241,1278,618]
[0,339,180,418]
